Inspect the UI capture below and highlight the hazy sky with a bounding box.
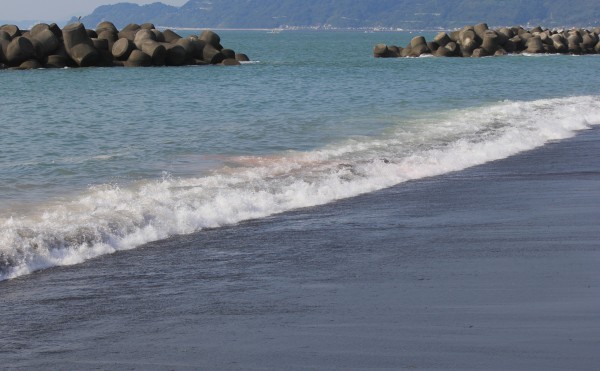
[2,1,188,21]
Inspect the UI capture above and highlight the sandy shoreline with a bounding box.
[1,127,599,369]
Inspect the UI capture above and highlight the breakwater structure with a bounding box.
[374,23,600,58]
[0,21,250,69]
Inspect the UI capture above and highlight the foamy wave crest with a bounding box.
[1,96,599,280]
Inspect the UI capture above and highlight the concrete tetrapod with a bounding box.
[62,22,98,67]
[31,28,60,56]
[202,43,225,64]
[0,24,21,38]
[1,21,249,70]
[164,44,186,66]
[125,49,152,67]
[374,24,600,58]
[45,54,67,68]
[5,37,35,66]
[235,53,250,62]
[163,29,182,43]
[140,40,166,66]
[199,30,221,49]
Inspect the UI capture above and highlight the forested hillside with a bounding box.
[79,0,600,29]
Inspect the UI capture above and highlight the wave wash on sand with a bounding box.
[1,95,599,280]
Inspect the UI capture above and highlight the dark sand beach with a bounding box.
[2,127,599,370]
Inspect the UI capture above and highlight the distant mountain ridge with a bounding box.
[79,0,600,30]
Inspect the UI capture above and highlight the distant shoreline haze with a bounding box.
[61,0,600,30]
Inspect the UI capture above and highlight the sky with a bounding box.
[1,1,188,22]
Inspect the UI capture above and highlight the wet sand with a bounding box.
[1,127,599,370]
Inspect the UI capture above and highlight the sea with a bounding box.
[2,30,599,280]
[1,30,600,368]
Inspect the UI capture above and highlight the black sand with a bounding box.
[1,128,599,370]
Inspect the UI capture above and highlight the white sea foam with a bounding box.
[1,96,599,280]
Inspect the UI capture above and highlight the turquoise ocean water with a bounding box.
[1,30,599,280]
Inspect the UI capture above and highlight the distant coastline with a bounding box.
[2,20,596,34]
[5,0,600,31]
[75,0,600,31]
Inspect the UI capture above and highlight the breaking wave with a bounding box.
[1,96,599,280]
